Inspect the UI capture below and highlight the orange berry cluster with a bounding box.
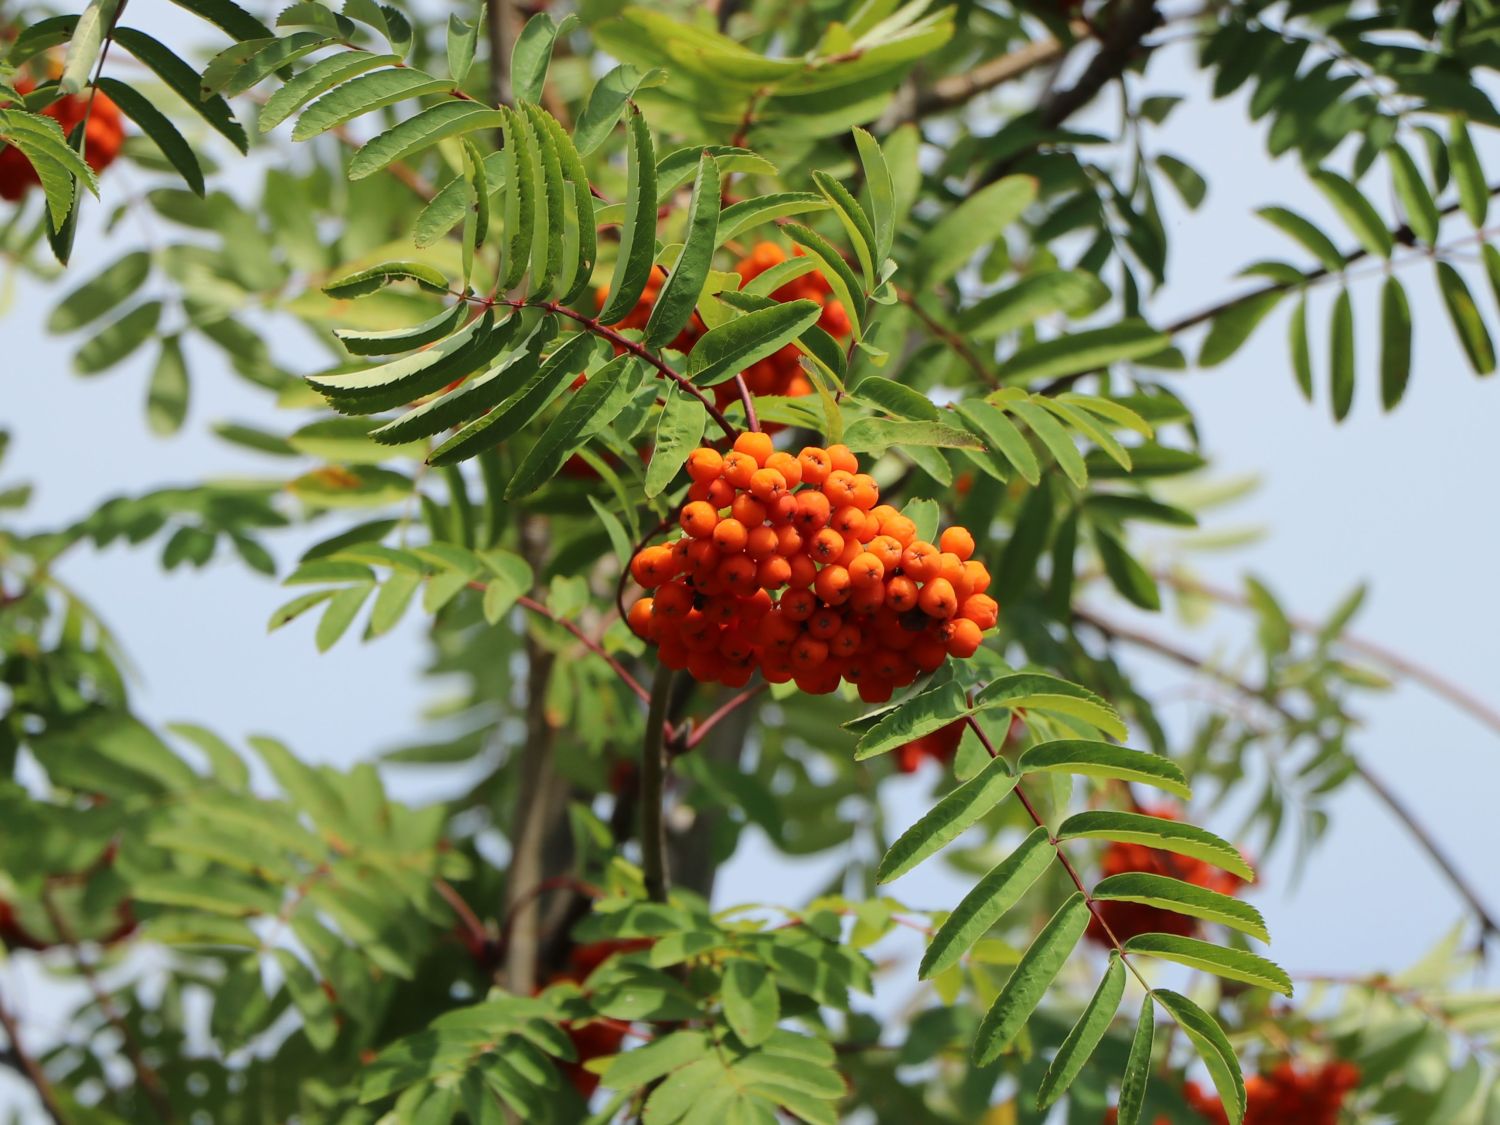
[627,434,998,699]
[0,78,124,202]
[730,242,852,404]
[1086,806,1247,947]
[1107,1062,1360,1125]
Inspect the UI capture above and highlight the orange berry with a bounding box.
[630,545,676,588]
[835,536,864,567]
[686,448,724,483]
[858,677,894,704]
[746,525,780,558]
[885,575,919,612]
[757,555,791,589]
[809,528,845,563]
[798,447,832,484]
[749,467,788,501]
[718,554,758,595]
[655,581,692,618]
[733,431,775,466]
[687,651,725,683]
[850,474,880,510]
[791,635,830,672]
[681,501,719,539]
[919,578,958,619]
[940,526,975,561]
[792,490,832,533]
[831,623,862,659]
[765,451,802,487]
[868,535,903,570]
[823,470,858,507]
[627,597,654,637]
[706,478,734,508]
[687,480,713,503]
[713,518,748,554]
[961,594,999,630]
[731,493,767,527]
[814,565,852,605]
[849,583,886,614]
[787,553,818,589]
[723,451,758,488]
[831,505,865,536]
[937,552,965,586]
[808,608,842,640]
[902,541,940,582]
[781,588,817,621]
[775,524,804,556]
[827,444,858,473]
[882,515,917,546]
[911,635,949,673]
[766,493,798,525]
[942,617,984,658]
[963,560,992,595]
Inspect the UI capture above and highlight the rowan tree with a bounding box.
[2,0,1498,1122]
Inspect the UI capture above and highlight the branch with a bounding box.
[640,664,677,903]
[1073,604,1500,944]
[1158,571,1500,744]
[680,683,768,752]
[486,0,514,107]
[0,982,66,1125]
[41,887,172,1121]
[902,20,1089,122]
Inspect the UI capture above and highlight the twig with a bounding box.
[965,714,1155,993]
[41,887,171,1120]
[733,373,760,432]
[681,683,768,752]
[0,983,65,1124]
[640,665,677,903]
[433,877,490,950]
[486,0,514,107]
[1159,571,1500,743]
[1073,604,1500,944]
[902,21,1090,121]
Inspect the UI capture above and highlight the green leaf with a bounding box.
[1198,290,1284,367]
[600,1030,711,1091]
[370,569,421,635]
[919,826,1052,979]
[170,0,273,40]
[507,354,637,496]
[481,551,533,624]
[876,756,1018,884]
[1019,740,1189,799]
[350,102,507,181]
[783,222,864,339]
[292,67,451,141]
[1094,873,1268,942]
[852,375,939,420]
[1156,154,1206,209]
[1036,954,1127,1109]
[852,680,968,760]
[97,77,205,195]
[75,302,163,374]
[716,192,827,246]
[0,110,99,224]
[511,13,578,104]
[1389,144,1439,245]
[1007,399,1088,487]
[689,300,822,387]
[316,583,373,650]
[113,28,249,152]
[723,960,779,1047]
[1154,990,1246,1125]
[974,672,1126,741]
[913,175,1036,285]
[1289,296,1313,401]
[955,270,1108,340]
[516,109,558,295]
[1094,525,1160,610]
[1329,286,1356,421]
[1116,995,1154,1125]
[1310,169,1392,258]
[131,872,282,916]
[955,399,1039,485]
[1436,261,1496,375]
[1056,810,1254,882]
[446,13,478,83]
[47,251,150,333]
[853,127,895,263]
[308,311,493,413]
[335,303,466,357]
[206,33,338,98]
[59,0,120,95]
[429,331,603,465]
[598,106,659,324]
[260,51,400,132]
[996,481,1053,600]
[974,894,1090,1065]
[994,321,1169,385]
[1255,206,1344,272]
[1377,275,1412,411]
[323,260,450,299]
[645,385,708,498]
[843,418,979,453]
[647,155,720,348]
[811,170,877,289]
[1450,117,1488,229]
[147,335,191,435]
[533,110,597,306]
[574,64,667,156]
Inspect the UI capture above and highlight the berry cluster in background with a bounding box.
[627,434,997,698]
[0,77,124,200]
[1109,1061,1360,1125]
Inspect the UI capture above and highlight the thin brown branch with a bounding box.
[0,983,66,1124]
[41,888,172,1121]
[641,665,677,903]
[1073,604,1500,943]
[434,878,490,949]
[681,683,768,752]
[903,21,1089,121]
[965,714,1155,992]
[486,0,514,107]
[1158,572,1500,743]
